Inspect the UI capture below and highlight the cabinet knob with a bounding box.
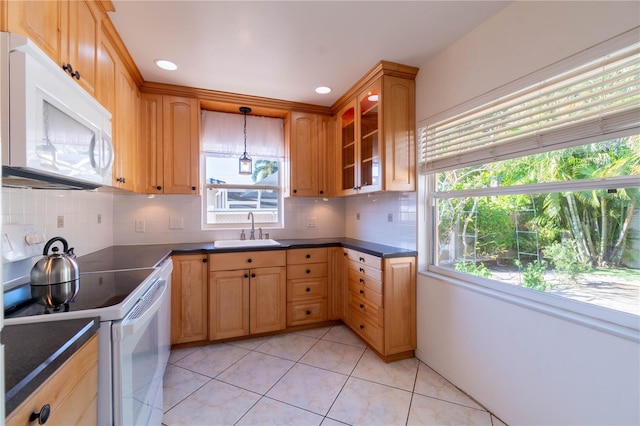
[306,269,311,274]
[293,189,297,194]
[353,186,358,191]
[359,324,365,330]
[251,273,256,278]
[319,190,324,195]
[247,258,253,263]
[191,186,196,191]
[62,63,80,79]
[306,254,311,259]
[305,310,311,315]
[30,404,51,425]
[306,287,311,292]
[157,186,162,190]
[359,304,364,309]
[202,258,207,263]
[359,289,364,295]
[244,273,249,278]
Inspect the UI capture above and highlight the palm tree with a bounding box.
[251,160,278,183]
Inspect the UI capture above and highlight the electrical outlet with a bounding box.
[57,216,64,228]
[135,219,146,233]
[388,213,393,222]
[307,217,317,228]
[356,213,360,220]
[97,214,102,224]
[169,216,184,230]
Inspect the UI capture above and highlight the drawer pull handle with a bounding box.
[359,278,364,283]
[247,258,253,263]
[359,303,365,309]
[359,257,365,262]
[306,269,311,274]
[359,289,364,295]
[359,324,365,330]
[306,287,311,292]
[306,254,311,259]
[359,268,365,273]
[30,404,51,425]
[306,310,311,315]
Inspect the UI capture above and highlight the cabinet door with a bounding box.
[162,96,200,194]
[250,266,286,334]
[62,0,99,95]
[358,80,381,194]
[337,101,357,196]
[171,255,208,344]
[210,269,250,340]
[383,257,416,355]
[7,1,62,63]
[139,93,164,193]
[289,112,319,197]
[96,28,117,114]
[382,76,415,191]
[113,64,138,190]
[327,247,346,320]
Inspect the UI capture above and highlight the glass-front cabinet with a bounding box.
[337,72,415,196]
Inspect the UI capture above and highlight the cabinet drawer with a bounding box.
[348,308,383,353]
[287,277,327,301]
[209,250,286,271]
[348,279,382,307]
[287,248,328,264]
[349,291,384,327]
[287,299,327,326]
[346,249,382,270]
[346,259,382,282]
[347,268,383,294]
[287,263,328,279]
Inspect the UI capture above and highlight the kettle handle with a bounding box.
[43,237,69,256]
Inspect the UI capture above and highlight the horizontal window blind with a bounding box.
[419,43,640,174]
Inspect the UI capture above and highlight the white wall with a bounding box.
[414,2,640,425]
[113,193,345,245]
[1,187,114,255]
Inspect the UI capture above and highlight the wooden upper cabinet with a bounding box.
[7,0,100,95]
[139,94,200,194]
[336,74,416,196]
[6,1,63,60]
[96,27,117,114]
[113,63,138,191]
[61,0,99,95]
[287,112,331,197]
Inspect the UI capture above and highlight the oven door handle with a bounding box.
[115,278,168,339]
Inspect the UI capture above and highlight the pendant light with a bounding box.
[238,106,252,175]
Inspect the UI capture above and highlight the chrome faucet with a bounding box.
[247,212,255,240]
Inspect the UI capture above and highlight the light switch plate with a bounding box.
[135,219,145,233]
[169,217,184,230]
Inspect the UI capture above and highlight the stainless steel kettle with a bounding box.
[30,237,80,307]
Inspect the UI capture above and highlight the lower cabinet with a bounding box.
[6,335,98,426]
[209,251,286,340]
[286,248,328,326]
[344,249,416,360]
[171,254,209,344]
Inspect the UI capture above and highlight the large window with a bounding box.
[420,40,640,317]
[201,110,284,228]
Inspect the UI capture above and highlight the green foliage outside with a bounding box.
[543,240,592,282]
[514,259,551,291]
[454,261,491,278]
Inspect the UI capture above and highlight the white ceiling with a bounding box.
[109,1,509,107]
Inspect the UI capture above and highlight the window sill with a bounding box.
[418,268,640,343]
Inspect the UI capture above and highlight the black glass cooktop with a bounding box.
[4,269,154,318]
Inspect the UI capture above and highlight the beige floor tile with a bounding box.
[407,393,492,425]
[167,346,199,364]
[414,362,483,410]
[327,377,412,425]
[163,379,260,426]
[217,351,295,394]
[226,335,273,350]
[267,363,348,416]
[300,339,365,375]
[492,414,509,426]
[352,348,419,391]
[322,324,367,348]
[320,418,349,426]
[255,332,319,361]
[174,343,250,378]
[162,364,210,412]
[295,326,333,339]
[236,397,324,425]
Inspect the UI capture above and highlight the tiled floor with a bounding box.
[163,325,506,426]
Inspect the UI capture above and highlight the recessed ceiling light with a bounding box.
[315,86,332,94]
[155,59,178,71]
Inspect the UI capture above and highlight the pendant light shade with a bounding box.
[239,106,252,175]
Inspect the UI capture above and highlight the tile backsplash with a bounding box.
[1,187,114,256]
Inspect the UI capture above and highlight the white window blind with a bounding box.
[419,43,640,174]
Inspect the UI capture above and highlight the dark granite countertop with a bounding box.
[2,317,100,416]
[77,238,415,271]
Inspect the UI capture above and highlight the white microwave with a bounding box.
[1,32,113,189]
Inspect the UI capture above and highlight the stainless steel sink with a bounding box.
[213,239,281,249]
